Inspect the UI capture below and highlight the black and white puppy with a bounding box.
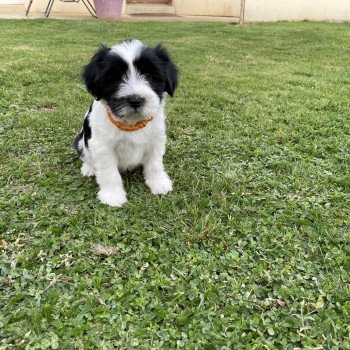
[74,39,178,207]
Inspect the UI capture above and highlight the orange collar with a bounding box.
[106,108,153,132]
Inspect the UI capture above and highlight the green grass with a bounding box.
[1,19,350,349]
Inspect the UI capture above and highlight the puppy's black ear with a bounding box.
[82,45,111,101]
[154,44,178,97]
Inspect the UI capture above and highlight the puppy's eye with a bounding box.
[134,56,163,82]
[144,73,162,82]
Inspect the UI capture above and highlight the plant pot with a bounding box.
[93,0,123,19]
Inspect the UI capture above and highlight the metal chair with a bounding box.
[26,0,97,18]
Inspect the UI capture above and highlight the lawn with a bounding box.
[0,19,350,349]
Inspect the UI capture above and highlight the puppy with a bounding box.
[74,39,178,207]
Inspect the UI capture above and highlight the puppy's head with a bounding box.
[83,39,178,120]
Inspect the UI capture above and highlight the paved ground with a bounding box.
[0,11,239,23]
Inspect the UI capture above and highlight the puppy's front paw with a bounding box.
[146,172,173,195]
[98,189,127,207]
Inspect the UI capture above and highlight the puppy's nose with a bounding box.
[126,95,145,109]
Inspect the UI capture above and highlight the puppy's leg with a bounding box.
[143,142,172,195]
[74,131,95,177]
[79,148,95,177]
[90,144,127,207]
[81,162,95,177]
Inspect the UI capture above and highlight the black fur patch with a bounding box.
[134,45,178,98]
[73,102,93,156]
[153,45,178,97]
[73,130,83,157]
[83,113,92,148]
[82,46,128,101]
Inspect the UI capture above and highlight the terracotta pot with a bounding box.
[94,0,123,19]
